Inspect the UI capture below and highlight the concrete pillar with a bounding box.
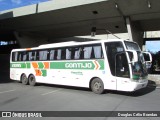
[14,31,49,48]
[126,17,144,50]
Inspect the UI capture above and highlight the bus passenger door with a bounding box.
[105,42,126,90]
[115,52,130,91]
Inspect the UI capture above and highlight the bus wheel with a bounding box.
[91,78,104,94]
[21,74,28,85]
[28,74,36,86]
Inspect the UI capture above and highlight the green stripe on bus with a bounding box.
[26,63,31,68]
[10,63,31,68]
[11,60,104,70]
[50,60,104,70]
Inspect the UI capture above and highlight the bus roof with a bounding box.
[11,39,134,52]
[38,39,127,48]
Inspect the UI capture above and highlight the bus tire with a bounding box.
[91,78,104,94]
[28,74,36,86]
[21,74,28,85]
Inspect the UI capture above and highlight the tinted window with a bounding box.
[105,42,124,76]
[11,43,104,62]
[39,50,49,61]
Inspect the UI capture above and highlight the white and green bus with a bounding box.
[10,39,152,94]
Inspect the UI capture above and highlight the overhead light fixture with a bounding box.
[115,25,119,28]
[148,0,151,8]
[91,27,97,37]
[92,11,98,15]
[115,3,118,9]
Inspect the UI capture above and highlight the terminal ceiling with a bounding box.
[1,0,160,41]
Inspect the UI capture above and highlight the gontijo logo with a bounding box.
[65,63,92,69]
[64,60,102,70]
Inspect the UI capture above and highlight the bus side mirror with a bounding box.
[143,52,152,69]
[143,52,152,63]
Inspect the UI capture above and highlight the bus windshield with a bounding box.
[124,41,140,51]
[129,52,148,80]
[125,41,148,81]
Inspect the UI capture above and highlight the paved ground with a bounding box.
[0,73,160,120]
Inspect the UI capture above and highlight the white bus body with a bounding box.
[10,39,150,94]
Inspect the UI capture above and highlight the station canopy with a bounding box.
[1,0,160,41]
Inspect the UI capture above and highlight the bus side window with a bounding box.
[12,52,18,62]
[50,50,55,60]
[66,48,71,60]
[39,50,49,61]
[18,52,22,61]
[57,49,61,60]
[28,52,33,61]
[22,52,27,61]
[74,47,81,59]
[93,45,103,59]
[84,46,92,59]
[39,51,43,61]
